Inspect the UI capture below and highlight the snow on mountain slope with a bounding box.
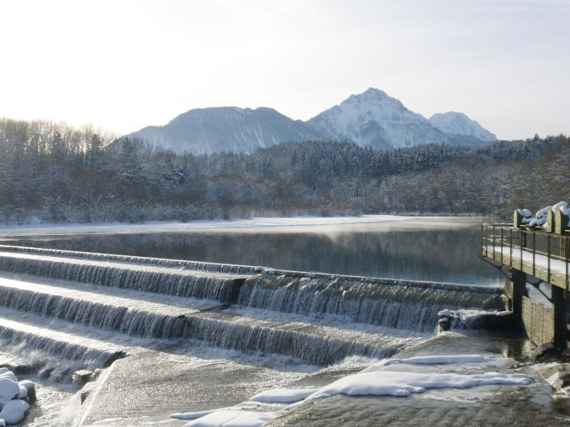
[306,88,450,149]
[124,88,497,154]
[127,107,322,154]
[429,112,497,142]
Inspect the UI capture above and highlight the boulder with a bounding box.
[0,372,17,382]
[18,381,36,404]
[0,399,30,424]
[17,383,27,400]
[546,369,570,391]
[72,370,94,387]
[0,379,19,404]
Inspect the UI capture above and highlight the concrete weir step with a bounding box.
[0,273,413,365]
[0,250,254,304]
[0,307,127,368]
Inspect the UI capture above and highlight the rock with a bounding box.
[546,369,570,391]
[80,381,98,404]
[0,372,17,382]
[531,343,560,363]
[18,381,36,404]
[72,370,94,387]
[92,369,102,380]
[437,316,451,333]
[0,379,19,404]
[11,363,35,376]
[553,394,570,416]
[17,383,27,400]
[0,399,30,424]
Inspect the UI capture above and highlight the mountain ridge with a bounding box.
[125,88,496,154]
[429,112,496,142]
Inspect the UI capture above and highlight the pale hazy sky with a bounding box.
[1,0,568,139]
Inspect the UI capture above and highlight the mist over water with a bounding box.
[10,225,501,286]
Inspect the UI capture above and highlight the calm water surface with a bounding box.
[9,221,502,286]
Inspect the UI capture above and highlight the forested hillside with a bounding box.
[0,118,568,224]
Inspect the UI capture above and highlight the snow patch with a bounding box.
[367,354,496,370]
[251,388,319,404]
[183,410,278,427]
[306,370,532,400]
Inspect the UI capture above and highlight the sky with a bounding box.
[0,0,568,140]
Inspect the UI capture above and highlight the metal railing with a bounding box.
[481,223,570,290]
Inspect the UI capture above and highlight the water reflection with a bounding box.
[12,227,502,286]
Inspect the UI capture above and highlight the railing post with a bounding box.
[500,227,504,264]
[492,224,495,261]
[479,223,484,255]
[546,234,551,283]
[510,228,513,267]
[564,236,570,292]
[552,285,568,351]
[511,269,525,326]
[520,230,524,270]
[532,231,536,277]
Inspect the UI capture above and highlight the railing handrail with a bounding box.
[481,222,569,289]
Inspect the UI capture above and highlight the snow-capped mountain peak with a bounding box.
[307,88,448,149]
[123,88,497,154]
[429,112,497,142]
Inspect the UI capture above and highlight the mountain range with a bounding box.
[125,88,497,154]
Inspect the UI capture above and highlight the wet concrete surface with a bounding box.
[269,387,570,427]
[78,345,315,426]
[269,332,569,426]
[73,331,570,427]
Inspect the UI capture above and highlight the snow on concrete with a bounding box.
[486,245,569,275]
[306,370,532,400]
[173,353,533,426]
[172,409,221,421]
[183,410,278,427]
[367,354,497,370]
[251,388,319,404]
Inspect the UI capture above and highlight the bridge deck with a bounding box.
[481,223,570,349]
[481,224,570,289]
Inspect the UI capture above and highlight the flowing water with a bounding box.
[0,217,511,424]
[3,217,501,286]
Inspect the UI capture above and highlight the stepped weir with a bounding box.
[0,244,503,374]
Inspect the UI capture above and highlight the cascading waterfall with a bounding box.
[0,285,398,365]
[238,274,503,332]
[0,323,126,380]
[182,317,401,365]
[0,246,505,368]
[0,244,260,274]
[0,285,190,339]
[0,253,245,303]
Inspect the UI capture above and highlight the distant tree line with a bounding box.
[0,118,568,224]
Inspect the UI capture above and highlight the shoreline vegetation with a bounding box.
[1,118,568,226]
